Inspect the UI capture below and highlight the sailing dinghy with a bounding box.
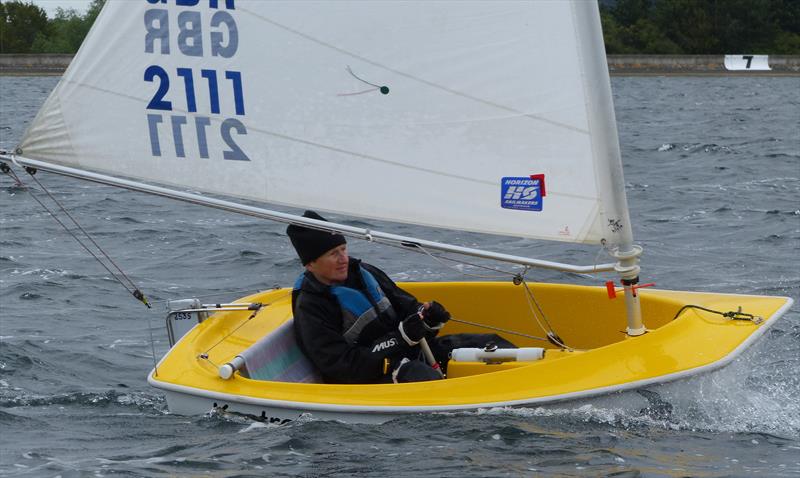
[1,0,792,423]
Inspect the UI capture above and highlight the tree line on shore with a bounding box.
[1,0,103,54]
[1,0,799,55]
[601,0,799,54]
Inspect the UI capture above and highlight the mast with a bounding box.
[573,2,644,335]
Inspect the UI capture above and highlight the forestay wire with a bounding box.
[3,162,164,375]
[1,164,152,309]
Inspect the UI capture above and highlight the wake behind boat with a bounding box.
[0,0,792,423]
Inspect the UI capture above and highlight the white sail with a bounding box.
[18,0,631,246]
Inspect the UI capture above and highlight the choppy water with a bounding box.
[1,75,798,477]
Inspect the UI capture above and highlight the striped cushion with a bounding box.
[238,319,322,383]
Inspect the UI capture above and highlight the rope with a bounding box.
[672,304,763,324]
[201,309,260,359]
[519,276,571,350]
[375,240,572,349]
[285,220,524,280]
[362,237,524,279]
[592,240,613,276]
[448,317,549,343]
[200,290,292,356]
[197,352,221,369]
[401,242,520,280]
[377,240,572,349]
[519,277,555,332]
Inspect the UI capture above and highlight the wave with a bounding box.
[0,409,45,426]
[765,153,800,159]
[239,250,265,258]
[0,389,166,412]
[655,143,737,154]
[6,267,85,280]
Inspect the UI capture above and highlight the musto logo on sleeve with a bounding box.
[501,175,545,211]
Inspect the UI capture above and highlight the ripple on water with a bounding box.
[2,72,799,478]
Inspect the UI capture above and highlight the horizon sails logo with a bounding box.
[501,175,546,211]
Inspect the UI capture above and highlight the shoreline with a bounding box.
[1,54,798,76]
[607,54,799,76]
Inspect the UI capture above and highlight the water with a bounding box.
[1,75,798,476]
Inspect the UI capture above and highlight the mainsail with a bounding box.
[17,0,631,247]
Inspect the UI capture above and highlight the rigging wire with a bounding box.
[27,168,148,306]
[378,240,574,349]
[200,290,292,358]
[4,165,151,308]
[397,242,521,280]
[287,215,615,350]
[3,159,597,355]
[448,316,550,343]
[519,276,571,350]
[3,163,161,374]
[280,220,520,278]
[593,239,613,275]
[404,242,572,349]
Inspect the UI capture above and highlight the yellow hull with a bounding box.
[148,282,792,421]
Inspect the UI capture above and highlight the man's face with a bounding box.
[306,244,349,285]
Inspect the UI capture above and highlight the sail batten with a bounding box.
[17,0,631,246]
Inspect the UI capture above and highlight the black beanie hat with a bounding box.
[287,210,347,265]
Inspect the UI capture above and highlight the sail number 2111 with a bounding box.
[145,66,249,161]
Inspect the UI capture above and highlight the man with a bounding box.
[288,210,513,384]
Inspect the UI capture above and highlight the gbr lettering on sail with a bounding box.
[143,0,249,161]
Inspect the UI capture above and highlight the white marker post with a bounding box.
[724,55,771,71]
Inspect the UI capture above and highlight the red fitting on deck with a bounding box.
[606,281,655,299]
[606,280,618,299]
[633,283,656,294]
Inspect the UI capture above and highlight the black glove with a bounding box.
[399,315,426,345]
[398,302,451,345]
[392,358,443,383]
[421,301,450,329]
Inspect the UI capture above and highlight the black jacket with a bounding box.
[292,258,429,384]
